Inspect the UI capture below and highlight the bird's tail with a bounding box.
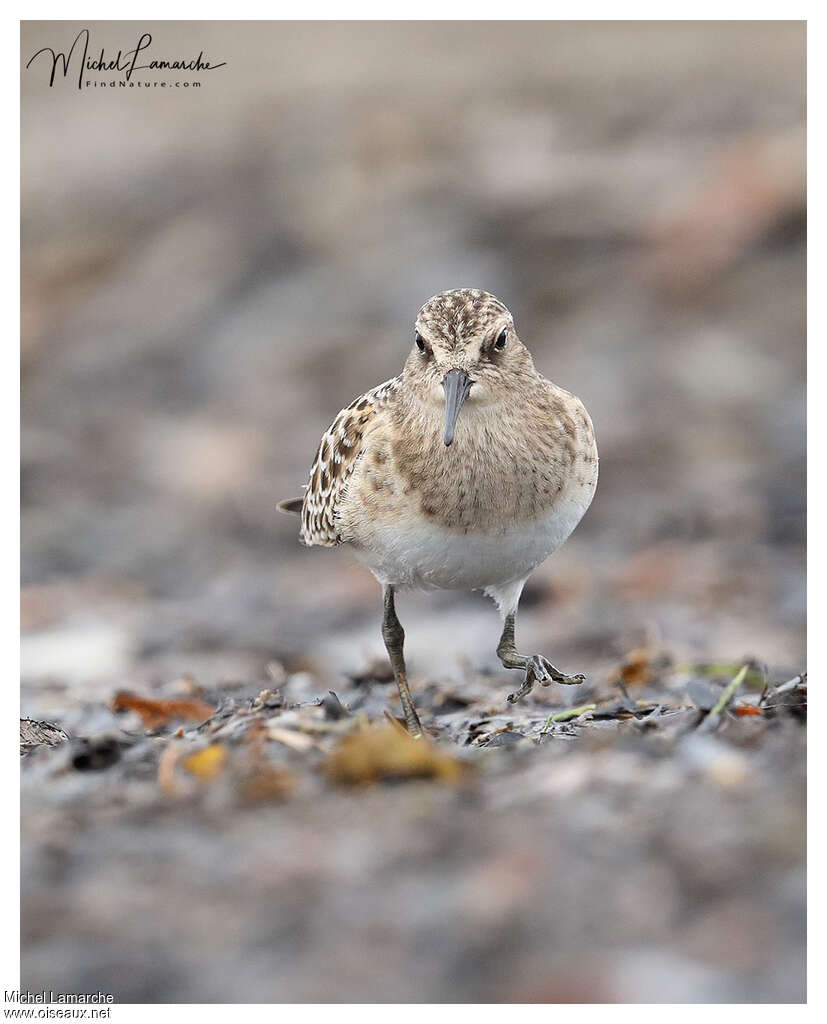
[277,497,303,516]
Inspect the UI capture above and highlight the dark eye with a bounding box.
[494,327,508,351]
[415,332,427,354]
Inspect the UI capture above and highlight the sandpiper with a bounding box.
[279,289,598,736]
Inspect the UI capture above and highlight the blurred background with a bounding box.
[21,22,805,1003]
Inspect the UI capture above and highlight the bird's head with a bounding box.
[402,288,535,445]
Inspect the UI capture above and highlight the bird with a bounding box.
[279,289,598,737]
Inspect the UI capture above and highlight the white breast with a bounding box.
[350,482,594,591]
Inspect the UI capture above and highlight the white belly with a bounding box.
[350,487,591,591]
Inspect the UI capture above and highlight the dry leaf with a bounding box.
[163,674,203,697]
[20,718,69,754]
[239,764,296,803]
[617,648,652,687]
[324,726,467,786]
[268,727,317,752]
[158,743,185,795]
[111,692,216,729]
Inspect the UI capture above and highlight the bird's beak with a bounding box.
[442,369,474,446]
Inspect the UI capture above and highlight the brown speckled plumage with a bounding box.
[299,378,400,545]
[416,288,509,347]
[294,289,596,543]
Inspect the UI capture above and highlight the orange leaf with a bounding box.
[111,692,215,729]
[619,648,652,687]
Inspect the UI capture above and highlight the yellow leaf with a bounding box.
[183,744,228,780]
[324,726,467,786]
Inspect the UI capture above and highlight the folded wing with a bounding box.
[299,378,399,546]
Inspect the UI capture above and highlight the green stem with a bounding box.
[710,664,749,716]
[541,703,596,733]
[676,662,763,687]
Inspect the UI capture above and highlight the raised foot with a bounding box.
[506,655,586,704]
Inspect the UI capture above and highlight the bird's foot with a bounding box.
[404,711,423,739]
[506,655,586,704]
[384,708,423,739]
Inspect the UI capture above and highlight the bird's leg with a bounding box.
[381,586,423,737]
[496,611,586,704]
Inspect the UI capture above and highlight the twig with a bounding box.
[615,677,632,702]
[774,672,807,695]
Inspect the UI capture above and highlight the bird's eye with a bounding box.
[494,327,508,351]
[415,332,427,354]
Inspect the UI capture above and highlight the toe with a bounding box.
[507,673,535,704]
[556,672,586,685]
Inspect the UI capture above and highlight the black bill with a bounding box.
[442,369,474,446]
